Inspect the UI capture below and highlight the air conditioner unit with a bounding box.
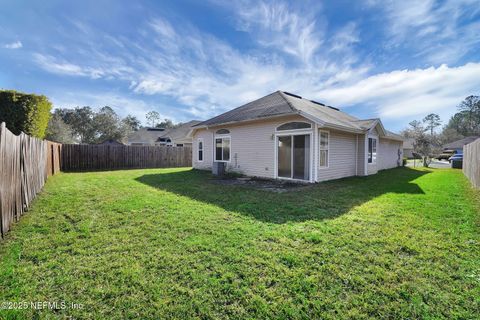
[212,162,225,176]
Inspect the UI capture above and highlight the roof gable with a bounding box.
[195,91,296,127]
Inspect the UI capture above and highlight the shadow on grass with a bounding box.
[135,167,430,224]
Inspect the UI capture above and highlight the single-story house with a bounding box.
[443,136,479,152]
[127,120,200,146]
[190,91,403,183]
[403,138,415,159]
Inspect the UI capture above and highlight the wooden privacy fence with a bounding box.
[463,138,480,189]
[1,121,192,239]
[61,144,192,171]
[0,123,61,238]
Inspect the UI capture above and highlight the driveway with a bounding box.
[407,159,451,169]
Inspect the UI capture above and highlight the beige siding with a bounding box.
[357,134,366,176]
[193,115,312,179]
[317,130,358,181]
[379,138,402,170]
[193,116,402,182]
[367,163,378,175]
[192,129,214,170]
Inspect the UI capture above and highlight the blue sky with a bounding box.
[1,0,479,131]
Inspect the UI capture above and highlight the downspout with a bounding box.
[314,123,318,182]
[355,134,358,176]
[364,134,368,175]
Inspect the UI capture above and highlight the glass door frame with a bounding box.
[274,130,313,182]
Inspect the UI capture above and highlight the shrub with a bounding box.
[0,90,52,138]
[403,157,408,166]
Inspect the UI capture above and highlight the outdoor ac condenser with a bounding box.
[212,162,225,176]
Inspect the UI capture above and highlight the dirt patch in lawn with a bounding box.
[210,176,312,192]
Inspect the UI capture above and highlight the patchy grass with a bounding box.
[0,167,479,319]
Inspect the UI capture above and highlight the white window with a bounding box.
[368,138,377,164]
[319,131,329,168]
[197,139,203,161]
[215,137,230,162]
[276,122,311,131]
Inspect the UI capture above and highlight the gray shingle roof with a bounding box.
[159,120,201,143]
[195,91,296,127]
[385,130,404,141]
[194,91,401,140]
[127,127,168,145]
[128,120,201,145]
[443,136,479,149]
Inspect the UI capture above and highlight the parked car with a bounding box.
[438,149,456,161]
[448,152,463,163]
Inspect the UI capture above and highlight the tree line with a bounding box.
[0,89,181,144]
[401,95,480,165]
[47,108,182,144]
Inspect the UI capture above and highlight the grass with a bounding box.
[0,167,479,319]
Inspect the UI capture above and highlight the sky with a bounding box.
[0,0,479,132]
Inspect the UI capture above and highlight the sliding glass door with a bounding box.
[277,134,310,181]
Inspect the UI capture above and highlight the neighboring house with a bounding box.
[98,139,124,146]
[127,120,200,146]
[157,120,202,147]
[191,91,403,183]
[403,138,415,159]
[443,136,479,152]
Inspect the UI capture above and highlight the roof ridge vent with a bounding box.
[283,91,302,99]
[310,100,325,106]
[326,105,340,111]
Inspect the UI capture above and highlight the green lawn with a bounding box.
[0,167,479,319]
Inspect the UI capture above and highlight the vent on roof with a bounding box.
[283,91,302,99]
[310,100,325,106]
[326,105,340,111]
[147,128,165,131]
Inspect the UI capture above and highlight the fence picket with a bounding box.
[463,138,480,189]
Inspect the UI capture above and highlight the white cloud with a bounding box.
[149,18,176,39]
[33,53,134,80]
[329,22,359,53]
[317,63,480,123]
[367,0,480,63]
[4,40,22,49]
[34,53,104,78]
[225,0,324,65]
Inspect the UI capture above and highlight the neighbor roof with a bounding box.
[127,127,168,145]
[443,136,479,149]
[128,120,201,145]
[194,91,401,139]
[159,120,201,143]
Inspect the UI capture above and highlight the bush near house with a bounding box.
[0,90,52,138]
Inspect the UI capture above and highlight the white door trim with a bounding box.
[274,130,314,182]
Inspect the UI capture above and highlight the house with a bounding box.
[403,138,415,159]
[127,120,201,146]
[443,136,479,153]
[191,91,403,183]
[157,120,201,147]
